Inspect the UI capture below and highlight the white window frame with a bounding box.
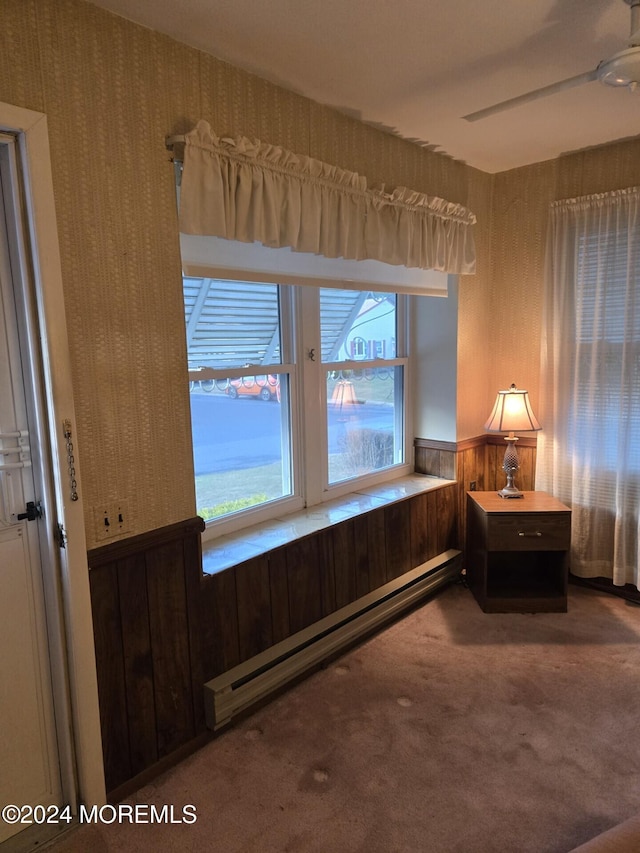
[298,286,411,506]
[189,281,305,542]
[185,271,412,542]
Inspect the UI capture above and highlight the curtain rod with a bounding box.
[165,134,186,149]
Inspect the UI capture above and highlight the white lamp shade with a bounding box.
[484,384,541,433]
[331,379,358,408]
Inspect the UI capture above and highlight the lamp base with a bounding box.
[498,435,523,498]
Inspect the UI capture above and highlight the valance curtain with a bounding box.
[536,186,640,589]
[178,120,476,275]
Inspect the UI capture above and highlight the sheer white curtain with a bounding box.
[177,120,476,278]
[537,187,640,589]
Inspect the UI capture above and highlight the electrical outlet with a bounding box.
[470,481,477,491]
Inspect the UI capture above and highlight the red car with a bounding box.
[226,374,280,401]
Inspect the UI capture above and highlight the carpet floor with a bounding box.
[48,582,640,853]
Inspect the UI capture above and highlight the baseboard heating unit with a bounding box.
[204,549,461,730]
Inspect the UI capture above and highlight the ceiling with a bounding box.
[89,0,640,173]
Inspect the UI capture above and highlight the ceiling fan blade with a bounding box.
[462,69,599,122]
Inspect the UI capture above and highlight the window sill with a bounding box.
[201,474,454,575]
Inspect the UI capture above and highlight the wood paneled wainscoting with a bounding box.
[88,481,459,798]
[87,518,207,797]
[414,434,538,549]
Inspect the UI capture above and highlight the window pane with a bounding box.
[327,366,403,484]
[184,276,292,522]
[184,277,281,369]
[190,373,292,519]
[320,288,396,362]
[569,226,640,475]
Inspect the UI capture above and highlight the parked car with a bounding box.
[226,374,280,401]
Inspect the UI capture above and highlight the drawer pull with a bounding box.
[518,531,543,537]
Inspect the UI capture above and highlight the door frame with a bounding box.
[0,101,105,808]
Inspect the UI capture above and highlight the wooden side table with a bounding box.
[465,491,571,613]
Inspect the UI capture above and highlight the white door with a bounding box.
[0,137,65,845]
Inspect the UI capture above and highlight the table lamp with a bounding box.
[484,383,541,498]
[331,378,358,413]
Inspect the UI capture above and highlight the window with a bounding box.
[320,288,405,486]
[184,276,409,533]
[569,225,640,476]
[184,278,295,524]
[538,187,640,586]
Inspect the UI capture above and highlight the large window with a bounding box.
[184,277,409,532]
[538,187,640,587]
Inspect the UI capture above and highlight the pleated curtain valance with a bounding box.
[178,120,476,275]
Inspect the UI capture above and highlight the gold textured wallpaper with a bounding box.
[1,0,639,545]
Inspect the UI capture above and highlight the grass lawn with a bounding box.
[194,370,398,519]
[195,462,285,517]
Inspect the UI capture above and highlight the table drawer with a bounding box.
[486,513,571,551]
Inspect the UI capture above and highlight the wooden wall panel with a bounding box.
[414,444,457,480]
[146,540,195,758]
[410,492,438,565]
[485,443,499,492]
[88,518,205,792]
[485,439,536,492]
[235,556,273,662]
[354,514,372,599]
[269,549,291,644]
[456,441,485,548]
[89,562,131,793]
[366,509,388,589]
[409,492,427,565]
[516,445,536,491]
[201,568,240,679]
[317,530,337,616]
[436,487,457,554]
[117,554,157,776]
[459,442,486,493]
[287,538,323,634]
[198,486,458,687]
[385,502,412,580]
[331,520,358,608]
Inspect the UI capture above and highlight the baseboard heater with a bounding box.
[204,549,461,731]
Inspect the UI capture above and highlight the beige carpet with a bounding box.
[48,583,640,853]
